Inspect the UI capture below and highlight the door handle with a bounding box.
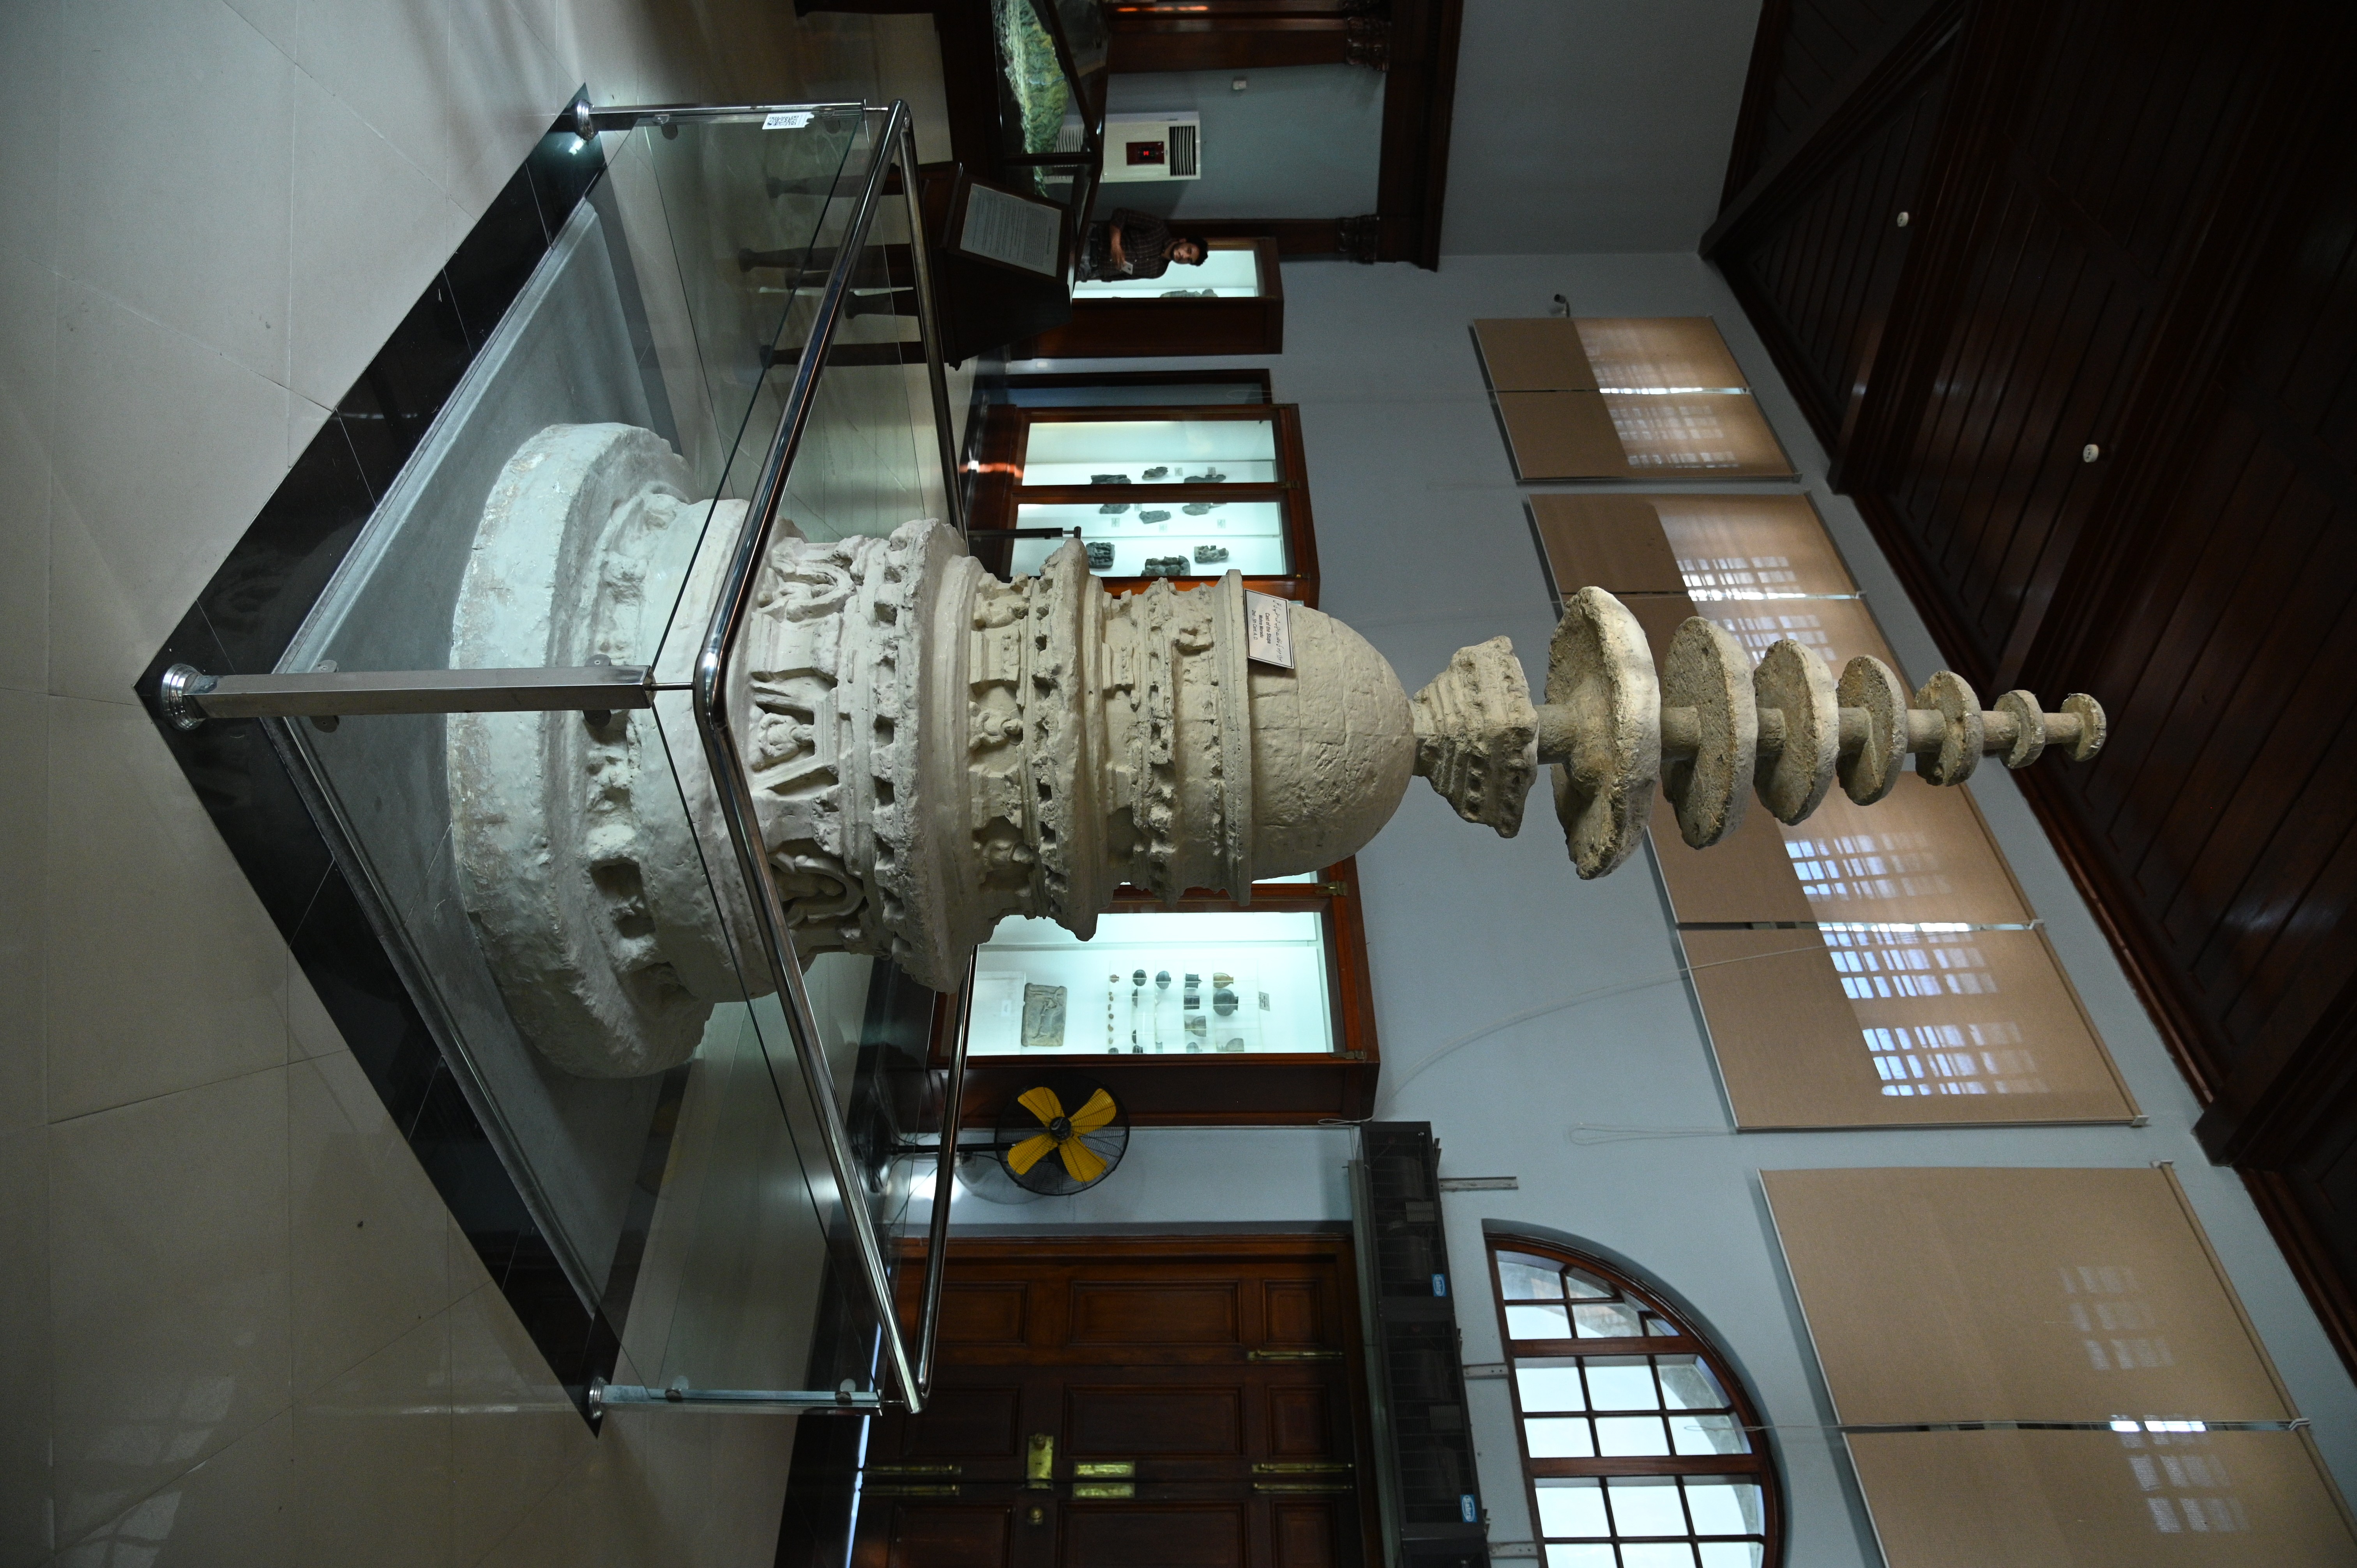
[1248,1349,1342,1361]
[1027,1432,1056,1489]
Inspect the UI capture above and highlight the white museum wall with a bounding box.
[1101,65,1385,223]
[0,4,946,1566]
[1001,250,2357,1562]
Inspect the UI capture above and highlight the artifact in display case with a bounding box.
[419,421,2108,1078]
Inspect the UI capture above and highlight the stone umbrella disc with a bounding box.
[1913,669,1984,786]
[1546,586,1661,878]
[1836,655,1908,805]
[1993,689,2047,769]
[2062,692,2108,761]
[1753,637,1839,823]
[1661,616,1757,848]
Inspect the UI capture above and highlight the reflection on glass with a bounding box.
[1565,1266,1614,1300]
[1653,494,1857,601]
[1500,1254,1566,1299]
[1516,1361,1587,1411]
[1659,1357,1729,1409]
[966,909,1333,1055]
[1602,393,1786,473]
[1671,1414,1750,1455]
[1684,1480,1765,1536]
[1575,1301,1645,1337]
[1585,1359,1660,1409]
[1007,498,1287,579]
[1608,1476,1688,1535]
[1527,1418,1596,1458]
[1507,1302,1574,1340]
[1536,1479,1610,1537]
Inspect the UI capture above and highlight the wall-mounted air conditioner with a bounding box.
[1103,112,1201,182]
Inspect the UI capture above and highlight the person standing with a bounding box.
[1078,208,1207,282]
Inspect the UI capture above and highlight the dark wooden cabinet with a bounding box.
[1709,0,2357,1373]
[858,1235,1379,1568]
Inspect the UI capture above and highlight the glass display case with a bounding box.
[969,404,1319,601]
[1073,237,1268,300]
[992,0,1107,236]
[935,862,1380,1125]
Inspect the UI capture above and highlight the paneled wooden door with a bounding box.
[856,1235,1378,1568]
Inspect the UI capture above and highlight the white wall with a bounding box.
[1002,250,2357,1561]
[1103,66,1385,221]
[1444,0,1762,252]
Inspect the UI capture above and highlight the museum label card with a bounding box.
[1246,590,1294,669]
[762,111,814,130]
[959,184,1063,277]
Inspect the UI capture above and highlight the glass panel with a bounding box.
[1075,243,1263,300]
[1564,1266,1615,1299]
[966,909,1334,1054]
[1622,1547,1700,1568]
[1607,1475,1690,1535]
[1575,1301,1645,1338]
[1546,1549,1615,1568]
[1023,416,1281,481]
[1658,1357,1730,1410]
[1697,1545,1765,1568]
[1670,1415,1750,1455]
[1645,1315,1680,1336]
[1516,1361,1589,1411]
[1007,499,1289,579]
[1535,1478,1611,1537]
[1584,1359,1660,1409]
[1499,1254,1567,1300]
[1683,1480,1765,1536]
[1525,1417,1596,1458]
[1596,1417,1673,1457]
[1507,1303,1574,1340]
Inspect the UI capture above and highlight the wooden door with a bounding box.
[857,1235,1376,1568]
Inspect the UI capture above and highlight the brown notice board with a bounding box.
[1762,1167,2294,1425]
[1686,926,2136,1127]
[1495,390,1626,480]
[1473,318,1600,392]
[1846,1429,2357,1567]
[1528,494,1684,594]
[1571,316,1749,390]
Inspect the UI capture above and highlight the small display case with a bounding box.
[936,861,1379,1124]
[969,403,1318,602]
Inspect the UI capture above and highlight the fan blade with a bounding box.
[1058,1135,1109,1185]
[1068,1088,1118,1135]
[1016,1085,1066,1128]
[1005,1132,1059,1176]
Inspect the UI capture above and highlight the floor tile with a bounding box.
[0,1128,48,1568]
[0,691,44,1136]
[51,1406,295,1568]
[44,698,288,1119]
[288,956,347,1062]
[291,1053,454,1395]
[289,75,468,410]
[0,0,60,277]
[294,0,452,191]
[0,247,54,695]
[192,412,375,677]
[47,1069,292,1545]
[448,0,578,219]
[450,1284,594,1564]
[222,0,298,57]
[335,281,475,498]
[48,283,292,704]
[56,0,295,382]
[295,1311,453,1568]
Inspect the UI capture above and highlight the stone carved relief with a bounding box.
[449,425,2106,1077]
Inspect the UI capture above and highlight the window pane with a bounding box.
[1535,1479,1609,1537]
[1516,1362,1587,1411]
[1697,1544,1764,1568]
[1658,1358,1730,1410]
[1583,1359,1660,1409]
[1574,1302,1644,1337]
[1607,1476,1689,1535]
[1547,1548,1617,1568]
[1595,1416,1672,1456]
[1499,1257,1565,1301]
[1564,1267,1615,1300]
[1525,1417,1595,1458]
[1507,1303,1574,1340]
[1670,1414,1750,1455]
[1684,1480,1765,1536]
[1644,1314,1679,1336]
[1622,1548,1699,1568]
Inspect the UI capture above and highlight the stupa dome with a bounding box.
[1246,605,1417,876]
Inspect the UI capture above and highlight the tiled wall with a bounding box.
[0,3,944,1564]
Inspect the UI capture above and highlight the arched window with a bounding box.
[1488,1237,1781,1567]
